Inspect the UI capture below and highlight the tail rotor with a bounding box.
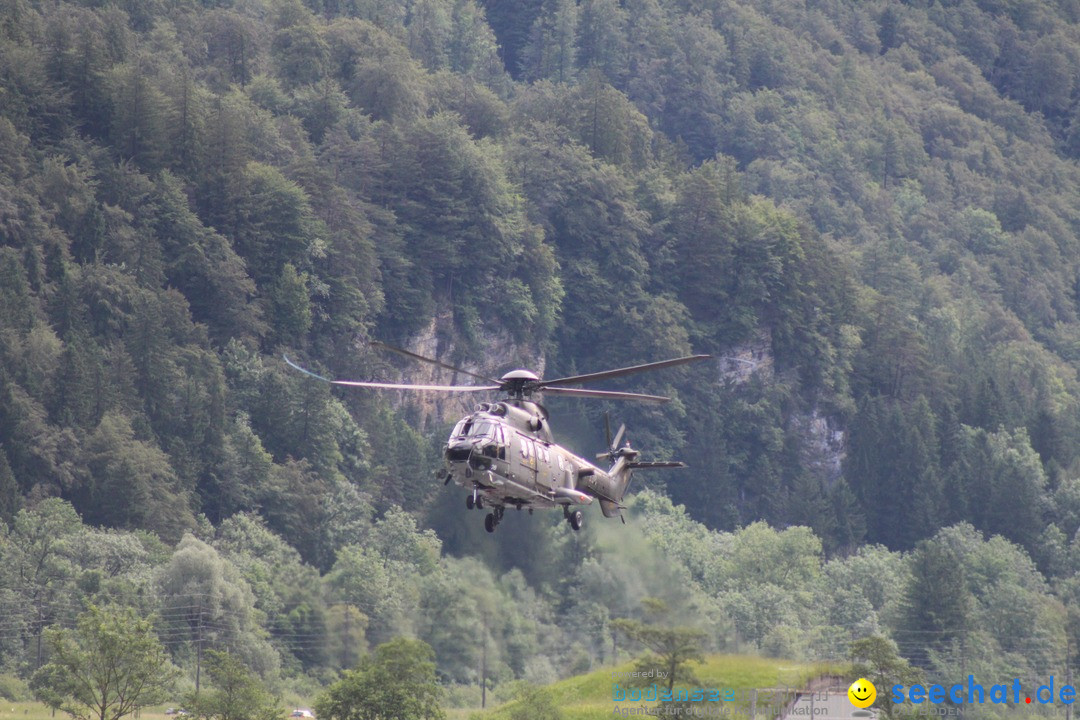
[597,412,628,465]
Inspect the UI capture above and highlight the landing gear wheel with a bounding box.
[476,496,484,510]
[466,495,475,510]
[569,510,583,531]
[484,513,496,533]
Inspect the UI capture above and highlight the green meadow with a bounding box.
[0,705,173,720]
[0,651,842,720]
[469,655,848,720]
[2,653,846,720]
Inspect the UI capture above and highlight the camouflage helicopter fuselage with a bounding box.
[443,399,634,521]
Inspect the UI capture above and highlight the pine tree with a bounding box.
[105,55,168,171]
[478,0,544,78]
[899,536,973,667]
[577,0,628,81]
[522,0,578,83]
[270,263,313,345]
[0,445,20,523]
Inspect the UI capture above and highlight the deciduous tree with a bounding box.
[314,638,444,720]
[31,605,177,720]
[612,601,705,693]
[185,650,281,720]
[849,635,921,719]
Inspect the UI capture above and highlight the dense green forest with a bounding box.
[4,0,1080,710]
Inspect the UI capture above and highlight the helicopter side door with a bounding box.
[535,443,555,490]
[517,433,538,488]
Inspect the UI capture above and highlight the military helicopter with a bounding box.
[284,345,709,533]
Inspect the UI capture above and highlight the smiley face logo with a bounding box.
[848,678,876,708]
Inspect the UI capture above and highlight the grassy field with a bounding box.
[0,703,188,720]
[468,654,849,720]
[0,703,52,720]
[4,654,847,720]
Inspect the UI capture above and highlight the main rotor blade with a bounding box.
[369,341,501,384]
[540,386,671,404]
[284,356,498,392]
[627,461,687,469]
[538,354,712,388]
[330,380,500,392]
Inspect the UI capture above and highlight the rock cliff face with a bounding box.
[717,330,774,385]
[388,315,546,429]
[719,330,845,484]
[790,408,846,484]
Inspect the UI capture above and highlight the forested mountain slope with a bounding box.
[3,0,1080,701]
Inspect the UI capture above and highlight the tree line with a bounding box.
[0,492,1071,713]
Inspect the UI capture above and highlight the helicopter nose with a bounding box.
[445,442,471,463]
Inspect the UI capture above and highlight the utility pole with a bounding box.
[960,635,966,689]
[957,633,967,718]
[342,603,351,669]
[195,598,203,698]
[1068,638,1073,720]
[35,602,43,669]
[481,615,488,709]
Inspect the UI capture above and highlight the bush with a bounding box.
[0,674,31,701]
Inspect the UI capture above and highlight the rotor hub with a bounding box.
[499,369,541,399]
[499,369,540,383]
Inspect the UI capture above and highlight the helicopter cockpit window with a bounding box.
[469,422,494,438]
[455,419,472,437]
